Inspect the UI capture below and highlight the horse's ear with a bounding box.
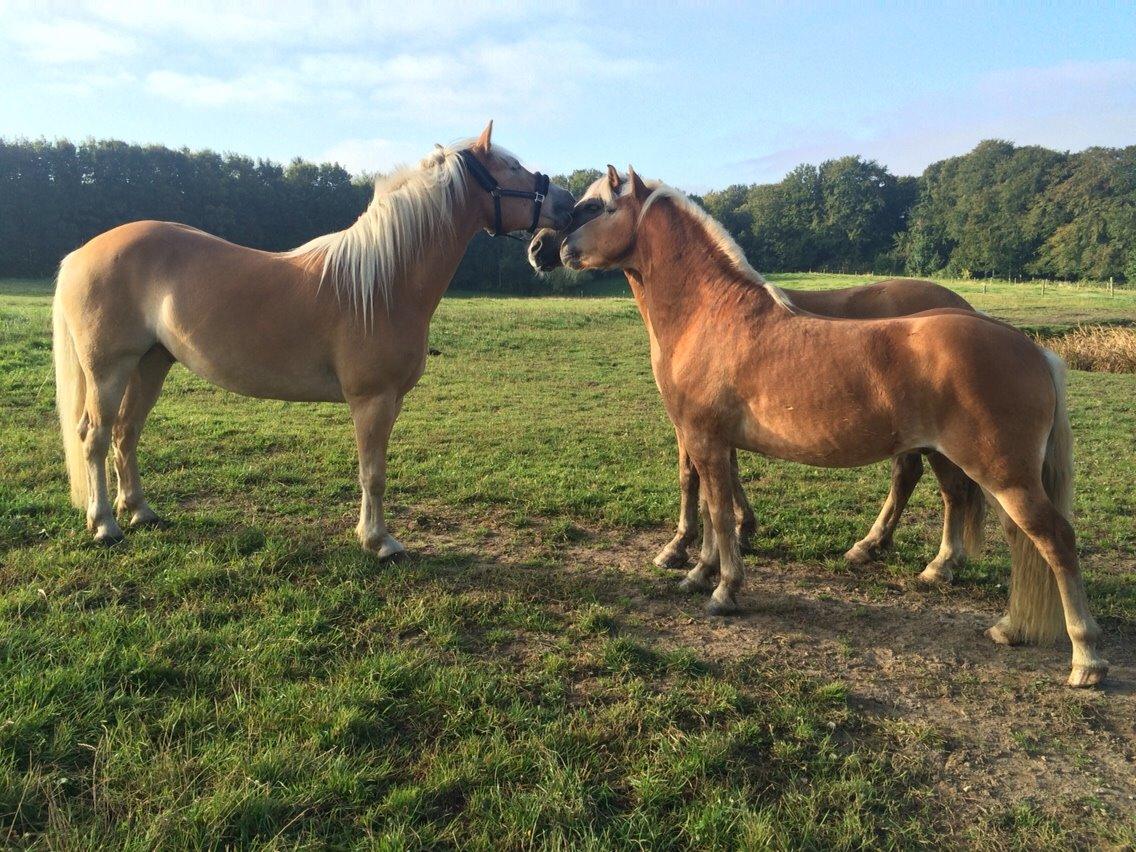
[628,165,649,202]
[474,120,494,151]
[606,164,622,191]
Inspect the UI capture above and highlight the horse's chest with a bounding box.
[335,329,429,396]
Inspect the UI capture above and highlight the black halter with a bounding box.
[459,149,550,240]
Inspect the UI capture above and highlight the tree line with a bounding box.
[1,137,1132,289]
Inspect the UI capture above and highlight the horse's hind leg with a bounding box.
[989,485,1106,687]
[918,452,985,584]
[80,357,140,543]
[113,345,174,527]
[845,452,923,564]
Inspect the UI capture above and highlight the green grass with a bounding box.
[2,275,1134,848]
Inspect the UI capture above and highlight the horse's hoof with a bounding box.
[917,564,953,585]
[985,621,1019,646]
[706,593,739,616]
[93,527,125,546]
[376,535,408,561]
[844,543,876,565]
[1067,661,1108,688]
[678,575,713,594]
[129,510,168,529]
[654,547,689,569]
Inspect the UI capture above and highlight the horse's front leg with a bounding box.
[654,429,700,568]
[731,448,757,552]
[349,393,405,559]
[918,452,986,584]
[684,445,744,614]
[845,452,923,564]
[679,486,718,594]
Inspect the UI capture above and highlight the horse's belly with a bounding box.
[737,406,905,468]
[156,322,344,402]
[179,353,343,402]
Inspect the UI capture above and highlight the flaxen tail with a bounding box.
[53,255,88,508]
[1001,349,1072,645]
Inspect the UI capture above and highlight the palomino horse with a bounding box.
[530,209,984,583]
[52,122,574,554]
[559,166,1106,687]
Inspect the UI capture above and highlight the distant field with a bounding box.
[2,275,1134,848]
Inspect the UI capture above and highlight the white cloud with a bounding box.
[296,39,652,125]
[83,0,557,45]
[145,70,303,108]
[320,137,424,173]
[139,37,650,131]
[5,17,137,64]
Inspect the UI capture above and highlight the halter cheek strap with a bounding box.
[459,149,550,239]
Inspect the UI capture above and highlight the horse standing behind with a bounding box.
[559,166,1106,688]
[52,122,573,554]
[530,205,985,583]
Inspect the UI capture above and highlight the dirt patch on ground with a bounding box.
[558,526,1136,825]
[406,505,1136,828]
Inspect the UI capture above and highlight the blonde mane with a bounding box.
[584,173,797,314]
[289,140,494,324]
[639,182,797,313]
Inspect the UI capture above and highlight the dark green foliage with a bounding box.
[696,143,1134,282]
[0,138,370,277]
[2,137,1133,289]
[0,137,603,295]
[898,141,1136,281]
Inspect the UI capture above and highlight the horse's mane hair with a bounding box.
[288,139,508,323]
[586,174,797,314]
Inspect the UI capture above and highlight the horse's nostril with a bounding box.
[531,238,543,255]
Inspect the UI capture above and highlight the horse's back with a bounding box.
[787,277,972,319]
[72,220,272,277]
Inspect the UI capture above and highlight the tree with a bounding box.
[2,136,1132,285]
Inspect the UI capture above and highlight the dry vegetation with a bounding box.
[1042,324,1136,373]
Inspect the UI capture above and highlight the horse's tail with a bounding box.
[1001,349,1072,645]
[53,254,88,508]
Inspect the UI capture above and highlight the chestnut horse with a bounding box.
[529,192,984,584]
[52,123,573,553]
[559,166,1105,687]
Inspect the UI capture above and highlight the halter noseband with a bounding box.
[459,149,550,240]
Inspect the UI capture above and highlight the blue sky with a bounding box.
[1,1,1133,191]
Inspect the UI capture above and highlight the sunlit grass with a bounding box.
[2,277,1134,847]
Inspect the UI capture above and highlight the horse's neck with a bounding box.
[398,194,484,325]
[633,204,779,351]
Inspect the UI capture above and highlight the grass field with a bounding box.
[2,275,1135,848]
